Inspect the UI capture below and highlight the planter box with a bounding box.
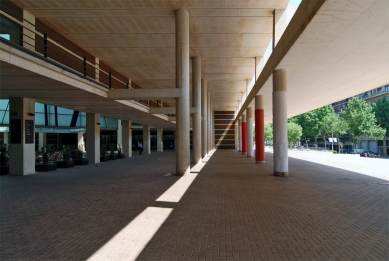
[56,161,75,168]
[36,164,57,172]
[0,166,9,175]
[74,158,89,165]
[109,155,118,160]
[117,154,126,159]
[100,156,109,162]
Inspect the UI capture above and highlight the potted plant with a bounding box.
[0,144,9,175]
[36,145,57,172]
[100,145,109,162]
[109,143,117,160]
[57,145,75,168]
[74,145,89,165]
[117,144,125,159]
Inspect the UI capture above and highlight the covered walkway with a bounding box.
[1,150,388,260]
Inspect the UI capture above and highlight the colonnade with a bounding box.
[238,69,288,176]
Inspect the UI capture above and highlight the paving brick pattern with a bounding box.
[1,150,388,260]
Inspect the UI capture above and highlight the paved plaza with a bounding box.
[1,150,388,260]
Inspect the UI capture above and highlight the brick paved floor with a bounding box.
[1,150,388,261]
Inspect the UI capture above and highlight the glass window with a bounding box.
[0,14,22,45]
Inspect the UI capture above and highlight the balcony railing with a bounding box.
[0,6,165,110]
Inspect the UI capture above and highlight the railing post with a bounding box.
[126,82,129,89]
[44,31,48,58]
[19,27,23,46]
[109,72,112,88]
[83,56,87,77]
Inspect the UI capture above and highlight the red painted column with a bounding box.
[255,95,265,163]
[242,114,247,154]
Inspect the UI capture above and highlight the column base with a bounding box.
[247,155,253,158]
[256,161,265,164]
[242,152,247,155]
[274,171,288,177]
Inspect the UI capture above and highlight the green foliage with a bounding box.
[372,97,389,137]
[109,144,116,156]
[0,144,9,167]
[100,145,107,157]
[340,97,385,143]
[41,146,50,165]
[75,145,84,160]
[264,123,273,144]
[61,145,71,162]
[287,122,302,145]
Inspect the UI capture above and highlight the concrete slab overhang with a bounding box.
[0,42,176,129]
[236,0,389,123]
[108,88,181,100]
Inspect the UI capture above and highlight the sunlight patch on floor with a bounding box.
[156,174,198,202]
[286,150,389,181]
[87,207,173,261]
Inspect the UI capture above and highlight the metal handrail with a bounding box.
[0,6,169,112]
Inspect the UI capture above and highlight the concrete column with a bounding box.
[143,125,151,154]
[235,122,238,149]
[117,120,122,148]
[238,118,242,152]
[201,79,208,158]
[86,113,100,164]
[95,58,100,81]
[175,9,190,175]
[122,120,132,157]
[38,132,47,150]
[3,132,9,145]
[23,11,35,51]
[255,95,265,163]
[77,132,84,151]
[242,114,247,154]
[8,97,35,176]
[273,69,288,177]
[157,128,163,152]
[246,107,254,158]
[207,92,211,154]
[274,9,288,47]
[192,56,201,163]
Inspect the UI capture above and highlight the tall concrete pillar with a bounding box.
[273,69,288,177]
[143,125,151,154]
[157,127,163,152]
[77,132,84,151]
[242,114,247,154]
[3,132,9,145]
[38,132,47,150]
[192,56,201,163]
[207,92,211,153]
[117,120,122,148]
[201,79,208,158]
[238,118,242,152]
[122,120,132,157]
[246,107,254,158]
[9,97,35,175]
[86,113,100,164]
[255,95,265,163]
[175,9,190,175]
[23,11,35,51]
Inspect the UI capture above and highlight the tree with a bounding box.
[288,122,302,146]
[291,105,334,147]
[264,123,273,145]
[372,97,389,138]
[340,97,385,143]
